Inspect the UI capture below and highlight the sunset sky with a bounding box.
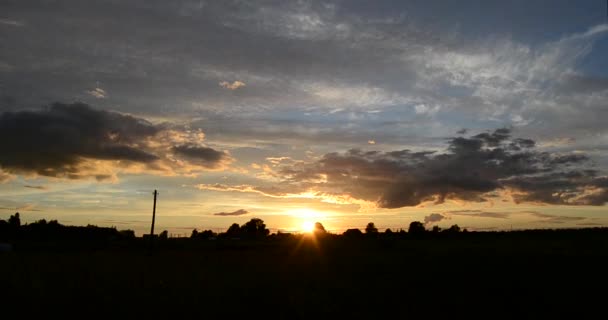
[1,0,608,235]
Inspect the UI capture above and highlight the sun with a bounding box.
[301,221,315,233]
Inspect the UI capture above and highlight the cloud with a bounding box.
[24,185,48,190]
[0,18,24,27]
[0,102,232,180]
[576,222,605,227]
[0,169,13,183]
[213,209,250,216]
[528,212,587,224]
[171,145,231,169]
[87,88,107,99]
[16,204,41,212]
[219,81,246,90]
[197,128,608,208]
[448,210,510,219]
[424,213,448,225]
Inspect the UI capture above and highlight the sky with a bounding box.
[1,0,608,235]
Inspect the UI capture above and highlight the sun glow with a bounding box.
[290,208,323,219]
[301,221,315,233]
[290,209,327,233]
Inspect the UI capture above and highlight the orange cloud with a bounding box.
[219,80,246,90]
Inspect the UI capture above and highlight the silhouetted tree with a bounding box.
[191,229,199,238]
[225,223,241,238]
[8,212,20,227]
[365,222,378,234]
[444,224,461,233]
[384,228,393,235]
[241,218,269,238]
[159,230,168,240]
[200,230,217,239]
[408,221,426,235]
[314,222,327,235]
[432,226,442,233]
[343,228,363,238]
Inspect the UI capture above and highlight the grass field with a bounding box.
[1,230,607,317]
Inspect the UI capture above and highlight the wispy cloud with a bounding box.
[17,204,41,212]
[448,210,511,219]
[0,18,25,27]
[529,212,587,224]
[213,209,250,216]
[24,185,48,190]
[87,88,107,99]
[219,81,246,90]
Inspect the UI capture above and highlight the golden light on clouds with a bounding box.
[87,87,107,99]
[219,80,246,90]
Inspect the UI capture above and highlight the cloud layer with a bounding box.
[0,102,232,180]
[199,129,608,208]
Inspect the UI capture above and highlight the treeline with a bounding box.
[189,219,467,240]
[3,213,606,245]
[0,213,135,243]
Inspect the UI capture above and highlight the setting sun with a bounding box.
[301,221,315,233]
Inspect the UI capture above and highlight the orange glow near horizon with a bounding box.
[301,221,315,233]
[290,208,326,233]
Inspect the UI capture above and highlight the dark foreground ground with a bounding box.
[1,230,607,317]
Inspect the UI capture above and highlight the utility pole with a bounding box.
[150,189,158,237]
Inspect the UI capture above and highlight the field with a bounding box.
[1,230,607,317]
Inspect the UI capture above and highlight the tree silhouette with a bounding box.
[365,222,378,234]
[225,223,241,238]
[200,230,216,239]
[159,230,168,240]
[343,228,363,238]
[408,221,426,235]
[445,224,461,233]
[191,229,199,238]
[432,226,442,233]
[8,212,20,227]
[241,218,269,238]
[314,222,327,235]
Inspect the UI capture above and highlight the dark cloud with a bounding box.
[424,213,448,225]
[0,102,158,177]
[204,128,608,208]
[448,210,511,219]
[471,128,511,147]
[502,170,608,206]
[213,209,249,216]
[0,102,231,179]
[24,185,48,190]
[172,145,230,169]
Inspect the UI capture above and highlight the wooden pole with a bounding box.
[150,190,157,236]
